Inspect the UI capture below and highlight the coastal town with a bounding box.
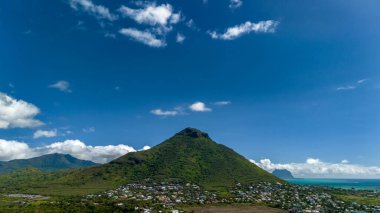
[2,179,380,212]
[81,180,380,212]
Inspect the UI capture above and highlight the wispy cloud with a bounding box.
[189,102,212,112]
[119,28,166,48]
[150,109,178,116]
[49,81,72,92]
[82,127,95,133]
[0,139,150,163]
[186,19,199,31]
[336,78,369,91]
[69,0,118,21]
[357,79,368,84]
[209,20,279,40]
[336,86,356,91]
[229,0,243,9]
[176,33,186,43]
[33,129,57,139]
[118,3,181,47]
[251,158,380,178]
[118,3,180,27]
[0,92,43,129]
[214,101,231,106]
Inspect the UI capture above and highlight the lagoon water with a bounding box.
[287,179,380,191]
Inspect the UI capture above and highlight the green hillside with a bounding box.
[0,128,282,195]
[0,153,97,174]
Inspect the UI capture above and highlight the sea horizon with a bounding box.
[288,178,380,191]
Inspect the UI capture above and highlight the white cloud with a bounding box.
[214,101,231,106]
[0,139,32,161]
[209,20,279,40]
[119,28,166,48]
[0,92,43,129]
[306,158,320,164]
[49,81,72,92]
[251,158,380,178]
[69,0,118,21]
[229,0,243,9]
[119,3,181,26]
[150,109,178,116]
[0,139,150,164]
[176,33,185,43]
[189,102,212,112]
[139,145,151,151]
[33,129,57,139]
[118,3,181,47]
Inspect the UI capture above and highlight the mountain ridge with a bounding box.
[272,169,294,179]
[0,153,97,174]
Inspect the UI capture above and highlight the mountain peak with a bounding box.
[175,127,209,138]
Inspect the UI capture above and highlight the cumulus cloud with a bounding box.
[251,158,380,178]
[118,3,181,47]
[176,33,186,43]
[33,129,57,139]
[139,145,151,151]
[0,92,43,129]
[0,139,32,161]
[189,102,212,112]
[150,109,178,116]
[229,0,243,9]
[69,0,118,21]
[49,81,72,92]
[0,139,150,163]
[118,3,180,27]
[209,20,279,40]
[119,28,166,47]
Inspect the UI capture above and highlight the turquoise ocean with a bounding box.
[287,179,380,191]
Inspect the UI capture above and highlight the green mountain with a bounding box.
[0,128,282,195]
[272,169,294,179]
[0,153,97,174]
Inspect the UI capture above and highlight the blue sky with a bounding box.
[1,0,380,177]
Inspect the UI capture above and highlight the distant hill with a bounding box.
[0,128,282,195]
[272,169,294,179]
[0,153,97,174]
